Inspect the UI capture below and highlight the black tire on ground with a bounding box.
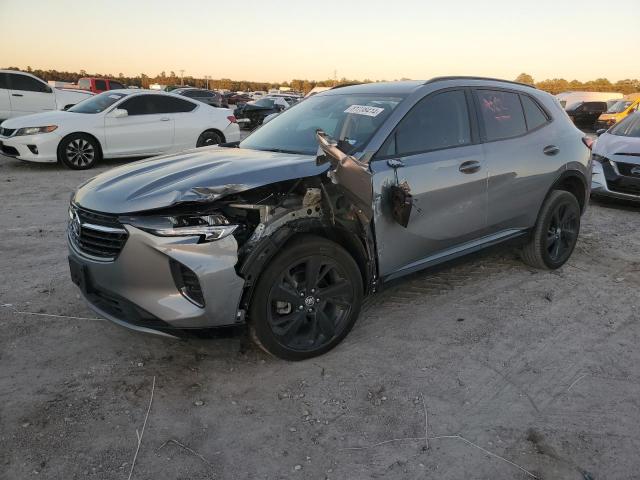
[57,133,102,170]
[249,234,363,361]
[196,130,223,148]
[521,190,581,269]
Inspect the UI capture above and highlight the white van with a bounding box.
[556,91,622,110]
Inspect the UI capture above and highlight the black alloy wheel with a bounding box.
[196,130,223,147]
[249,235,363,360]
[58,133,101,169]
[521,190,581,269]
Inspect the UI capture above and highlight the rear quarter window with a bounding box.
[94,80,107,91]
[475,89,526,141]
[520,95,549,131]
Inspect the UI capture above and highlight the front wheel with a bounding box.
[57,133,101,170]
[249,235,363,360]
[521,190,581,269]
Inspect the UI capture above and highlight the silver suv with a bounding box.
[67,77,591,360]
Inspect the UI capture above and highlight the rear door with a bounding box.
[6,72,56,116]
[103,94,174,156]
[153,95,198,151]
[476,89,557,230]
[371,88,488,278]
[0,73,10,120]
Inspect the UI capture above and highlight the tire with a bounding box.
[196,130,223,148]
[521,190,581,269]
[57,133,101,170]
[249,234,363,361]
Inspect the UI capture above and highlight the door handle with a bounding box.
[543,145,560,156]
[459,160,481,174]
[160,117,170,121]
[12,93,23,97]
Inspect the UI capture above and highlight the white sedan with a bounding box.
[0,90,240,169]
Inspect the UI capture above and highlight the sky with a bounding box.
[1,0,639,83]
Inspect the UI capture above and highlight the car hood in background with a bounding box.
[73,147,327,214]
[594,133,640,158]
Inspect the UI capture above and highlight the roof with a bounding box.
[319,77,536,96]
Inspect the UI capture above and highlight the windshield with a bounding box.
[68,92,128,114]
[240,94,405,155]
[609,113,640,137]
[252,98,276,107]
[606,101,632,114]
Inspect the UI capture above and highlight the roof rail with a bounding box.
[424,76,537,89]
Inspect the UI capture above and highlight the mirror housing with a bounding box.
[112,108,128,118]
[596,128,606,136]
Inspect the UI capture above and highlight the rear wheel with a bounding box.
[521,190,580,269]
[249,235,363,360]
[196,130,223,147]
[58,133,101,170]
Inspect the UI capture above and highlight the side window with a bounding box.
[109,81,124,90]
[9,73,49,93]
[94,79,107,91]
[475,89,526,141]
[150,95,197,113]
[120,95,152,115]
[383,90,471,156]
[183,90,199,98]
[520,95,549,131]
[199,91,214,98]
[0,73,8,89]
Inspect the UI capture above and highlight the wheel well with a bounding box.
[57,132,103,160]
[552,172,587,212]
[63,104,74,110]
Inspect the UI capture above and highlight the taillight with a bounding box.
[582,136,594,150]
[227,115,237,124]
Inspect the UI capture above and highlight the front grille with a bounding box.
[68,205,128,260]
[0,127,16,137]
[615,161,640,177]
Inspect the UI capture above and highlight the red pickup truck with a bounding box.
[77,77,126,94]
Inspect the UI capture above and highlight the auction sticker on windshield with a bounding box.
[344,105,385,117]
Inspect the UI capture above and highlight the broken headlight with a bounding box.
[122,214,237,242]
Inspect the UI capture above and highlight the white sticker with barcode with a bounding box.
[344,105,384,117]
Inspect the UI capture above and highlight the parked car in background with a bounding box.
[234,96,290,129]
[556,91,622,110]
[66,77,590,360]
[0,90,239,169]
[251,91,266,100]
[77,77,127,94]
[595,94,640,130]
[566,101,608,129]
[224,93,253,105]
[0,70,93,122]
[172,88,225,108]
[592,112,640,202]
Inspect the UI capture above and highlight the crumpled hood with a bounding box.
[594,133,640,160]
[74,147,327,214]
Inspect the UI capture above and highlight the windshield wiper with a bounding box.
[259,148,306,155]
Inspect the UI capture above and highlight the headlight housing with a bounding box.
[15,125,58,136]
[122,214,237,242]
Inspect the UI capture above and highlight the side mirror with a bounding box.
[596,129,606,136]
[112,108,128,118]
[43,86,53,94]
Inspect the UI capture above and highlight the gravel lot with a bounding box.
[1,150,639,480]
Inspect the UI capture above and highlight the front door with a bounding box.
[371,89,488,279]
[104,94,174,156]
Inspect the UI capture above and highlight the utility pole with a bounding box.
[333,69,337,86]
[179,69,185,86]
[204,75,211,90]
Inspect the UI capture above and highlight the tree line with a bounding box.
[4,66,640,96]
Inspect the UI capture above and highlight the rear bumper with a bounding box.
[67,222,246,336]
[0,132,60,162]
[591,160,640,202]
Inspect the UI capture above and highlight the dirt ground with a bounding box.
[1,151,639,480]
